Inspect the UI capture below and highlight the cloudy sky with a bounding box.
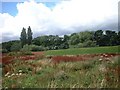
[0,0,119,42]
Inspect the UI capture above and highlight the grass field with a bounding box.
[45,46,120,56]
[2,46,120,88]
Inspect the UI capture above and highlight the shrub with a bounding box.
[82,40,96,47]
[10,43,22,52]
[30,45,45,51]
[1,49,8,53]
[60,42,69,49]
[21,44,32,51]
[77,43,84,48]
[8,52,18,56]
[20,44,32,55]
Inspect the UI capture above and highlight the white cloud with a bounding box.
[0,0,119,42]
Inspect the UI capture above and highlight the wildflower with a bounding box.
[16,73,19,76]
[99,65,106,72]
[19,73,22,75]
[8,75,11,78]
[11,73,15,76]
[5,87,8,89]
[5,74,8,77]
[100,56,103,58]
[106,58,110,60]
[105,54,107,57]
[99,58,102,61]
[5,72,10,77]
[111,60,114,64]
[101,79,106,87]
[19,70,22,73]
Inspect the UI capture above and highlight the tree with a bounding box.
[105,30,118,46]
[78,31,94,43]
[63,35,69,42]
[20,27,27,47]
[27,26,33,45]
[2,40,20,52]
[118,31,120,45]
[93,30,103,46]
[69,34,80,45]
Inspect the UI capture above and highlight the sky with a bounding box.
[0,0,119,42]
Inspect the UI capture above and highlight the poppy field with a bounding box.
[1,46,120,88]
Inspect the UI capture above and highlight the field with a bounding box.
[1,46,120,88]
[45,46,120,56]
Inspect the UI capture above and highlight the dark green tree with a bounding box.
[20,27,27,47]
[64,35,69,42]
[69,34,80,45]
[118,31,120,45]
[105,30,118,46]
[94,30,104,46]
[27,26,33,45]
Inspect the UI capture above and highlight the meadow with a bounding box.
[1,46,120,88]
[45,46,120,56]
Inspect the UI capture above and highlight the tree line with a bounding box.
[1,26,120,53]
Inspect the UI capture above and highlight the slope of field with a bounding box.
[45,46,120,56]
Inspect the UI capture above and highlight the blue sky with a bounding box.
[2,2,56,16]
[2,2,18,16]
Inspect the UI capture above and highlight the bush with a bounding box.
[1,49,8,53]
[8,52,29,56]
[30,45,45,51]
[60,42,69,49]
[10,43,22,52]
[83,40,96,47]
[20,44,46,55]
[21,44,32,51]
[77,40,96,48]
[77,43,84,48]
[20,44,32,55]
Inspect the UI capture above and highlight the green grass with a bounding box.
[45,46,120,56]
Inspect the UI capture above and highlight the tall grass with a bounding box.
[2,55,120,88]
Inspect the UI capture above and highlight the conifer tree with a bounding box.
[27,26,33,45]
[20,27,27,47]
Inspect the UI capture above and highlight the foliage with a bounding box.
[21,44,32,51]
[20,44,32,55]
[30,45,45,51]
[20,27,27,47]
[33,35,69,50]
[94,30,119,46]
[2,40,20,52]
[1,29,120,52]
[27,26,32,45]
[82,40,96,47]
[1,49,8,53]
[10,43,22,52]
[69,31,96,47]
[69,34,80,45]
